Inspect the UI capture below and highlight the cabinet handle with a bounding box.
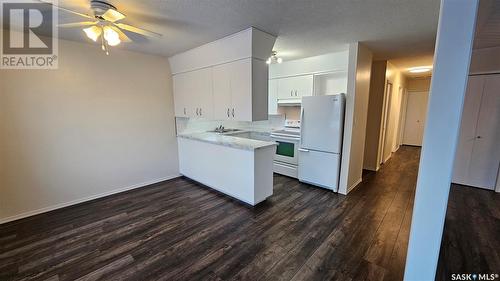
[227,108,230,118]
[232,108,235,117]
[184,108,186,115]
[200,108,202,116]
[290,90,293,96]
[295,90,298,96]
[196,108,199,116]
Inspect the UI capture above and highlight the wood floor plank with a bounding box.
[0,146,459,281]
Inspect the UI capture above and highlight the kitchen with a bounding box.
[172,27,360,205]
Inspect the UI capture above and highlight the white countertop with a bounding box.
[177,131,277,151]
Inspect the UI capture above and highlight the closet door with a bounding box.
[467,75,500,189]
[453,74,500,190]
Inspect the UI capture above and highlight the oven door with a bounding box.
[271,135,299,165]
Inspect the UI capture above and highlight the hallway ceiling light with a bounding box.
[408,66,433,73]
[266,51,283,64]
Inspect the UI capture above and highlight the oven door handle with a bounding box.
[298,148,310,152]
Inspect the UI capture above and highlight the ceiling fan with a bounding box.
[41,0,162,55]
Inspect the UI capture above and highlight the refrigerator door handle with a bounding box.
[298,148,310,152]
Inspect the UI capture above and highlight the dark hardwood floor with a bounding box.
[436,184,500,280]
[1,146,421,281]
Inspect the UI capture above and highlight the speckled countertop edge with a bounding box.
[177,132,277,151]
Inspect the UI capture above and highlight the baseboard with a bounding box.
[0,174,180,225]
[363,165,379,172]
[338,177,362,195]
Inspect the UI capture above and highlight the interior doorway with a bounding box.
[402,91,429,146]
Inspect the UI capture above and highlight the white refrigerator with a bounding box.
[298,94,345,191]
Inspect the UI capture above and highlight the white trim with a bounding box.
[339,177,362,195]
[0,174,180,225]
[495,165,500,193]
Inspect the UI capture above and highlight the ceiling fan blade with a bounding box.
[37,0,94,20]
[115,23,162,38]
[102,9,126,22]
[58,21,98,28]
[110,26,132,42]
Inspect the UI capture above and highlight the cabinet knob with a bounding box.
[232,108,235,117]
[477,136,482,139]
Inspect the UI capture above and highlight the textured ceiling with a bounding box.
[50,0,440,60]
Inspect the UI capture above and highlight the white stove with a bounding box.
[270,120,301,178]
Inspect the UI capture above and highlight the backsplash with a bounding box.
[176,115,286,135]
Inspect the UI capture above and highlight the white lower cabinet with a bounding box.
[177,137,274,205]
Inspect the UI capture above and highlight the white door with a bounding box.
[212,63,232,120]
[453,74,500,190]
[230,59,252,121]
[402,91,429,146]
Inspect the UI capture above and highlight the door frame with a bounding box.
[378,81,393,164]
[401,90,429,146]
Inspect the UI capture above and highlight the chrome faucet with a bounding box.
[214,125,225,133]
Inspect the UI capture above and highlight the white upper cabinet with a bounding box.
[169,27,276,121]
[212,58,267,121]
[212,63,232,120]
[268,79,278,114]
[173,68,213,119]
[277,75,313,100]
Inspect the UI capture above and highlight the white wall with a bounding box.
[404,0,479,279]
[339,43,373,194]
[269,51,349,79]
[384,62,407,156]
[0,39,179,223]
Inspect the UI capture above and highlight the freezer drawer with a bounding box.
[298,149,340,191]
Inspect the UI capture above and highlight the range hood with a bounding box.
[277,98,302,106]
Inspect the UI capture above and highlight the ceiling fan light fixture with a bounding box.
[103,26,121,46]
[83,26,101,42]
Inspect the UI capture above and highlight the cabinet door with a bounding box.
[277,75,314,99]
[190,68,213,119]
[268,79,278,114]
[212,63,232,120]
[230,59,252,121]
[294,75,314,98]
[277,76,296,99]
[173,73,192,117]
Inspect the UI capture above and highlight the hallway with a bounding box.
[1,147,420,281]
